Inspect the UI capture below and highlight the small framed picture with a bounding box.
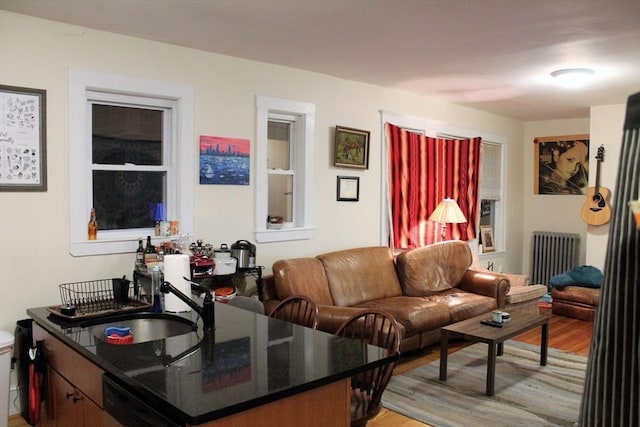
[480,225,495,253]
[334,126,370,169]
[336,176,359,202]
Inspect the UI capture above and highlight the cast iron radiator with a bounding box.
[530,231,580,285]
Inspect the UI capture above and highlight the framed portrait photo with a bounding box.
[334,126,370,169]
[533,134,590,195]
[480,225,495,253]
[336,176,359,202]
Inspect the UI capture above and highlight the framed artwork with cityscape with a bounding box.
[199,135,250,185]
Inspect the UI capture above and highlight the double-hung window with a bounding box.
[255,96,315,242]
[69,70,194,256]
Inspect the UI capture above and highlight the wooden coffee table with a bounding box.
[439,309,550,396]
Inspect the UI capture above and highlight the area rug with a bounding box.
[381,341,586,427]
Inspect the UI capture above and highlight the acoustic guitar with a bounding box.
[581,145,611,225]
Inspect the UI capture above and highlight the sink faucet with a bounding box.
[160,280,215,331]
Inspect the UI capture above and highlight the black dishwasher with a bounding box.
[102,374,181,427]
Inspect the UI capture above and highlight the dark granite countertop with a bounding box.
[28,302,395,425]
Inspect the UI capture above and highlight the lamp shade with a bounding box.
[428,198,467,224]
[154,202,165,221]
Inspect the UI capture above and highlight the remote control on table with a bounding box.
[481,319,504,328]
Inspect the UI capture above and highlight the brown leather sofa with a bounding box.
[262,240,510,353]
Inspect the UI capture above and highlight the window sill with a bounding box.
[70,236,170,257]
[255,226,315,243]
[478,250,506,259]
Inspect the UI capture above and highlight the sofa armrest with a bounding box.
[317,305,365,333]
[260,275,281,315]
[261,274,278,301]
[459,269,511,309]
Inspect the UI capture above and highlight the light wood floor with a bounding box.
[8,314,593,427]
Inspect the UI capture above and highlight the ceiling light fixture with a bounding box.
[550,68,595,89]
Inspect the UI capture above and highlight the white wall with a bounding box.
[523,118,590,275]
[522,105,627,276]
[586,104,626,269]
[0,11,526,334]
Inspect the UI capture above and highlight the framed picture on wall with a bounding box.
[480,225,495,253]
[336,176,359,202]
[533,134,590,195]
[334,126,370,169]
[0,84,47,191]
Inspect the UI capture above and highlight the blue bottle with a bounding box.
[151,265,163,313]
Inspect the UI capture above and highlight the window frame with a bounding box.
[255,95,315,243]
[68,70,194,256]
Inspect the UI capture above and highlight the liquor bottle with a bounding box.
[88,208,97,240]
[145,236,155,253]
[144,235,157,268]
[135,238,145,270]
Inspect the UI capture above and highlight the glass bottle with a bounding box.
[145,236,155,253]
[88,208,97,240]
[150,265,163,313]
[135,238,145,270]
[144,235,157,268]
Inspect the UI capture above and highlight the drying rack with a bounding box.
[48,278,151,321]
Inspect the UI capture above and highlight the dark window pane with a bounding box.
[92,171,165,230]
[92,104,163,165]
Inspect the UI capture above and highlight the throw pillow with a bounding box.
[549,265,603,288]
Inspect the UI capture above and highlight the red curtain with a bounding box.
[385,122,481,249]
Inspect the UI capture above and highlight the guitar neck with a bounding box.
[594,159,601,192]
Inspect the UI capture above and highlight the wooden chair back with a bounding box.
[269,295,319,329]
[335,309,401,427]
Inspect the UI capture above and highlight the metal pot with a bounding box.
[230,240,256,269]
[213,243,231,258]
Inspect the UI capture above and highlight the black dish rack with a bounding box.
[48,278,151,320]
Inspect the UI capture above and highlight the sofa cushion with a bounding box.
[396,240,472,296]
[317,247,403,307]
[506,284,548,305]
[353,296,451,336]
[272,258,334,305]
[423,289,497,322]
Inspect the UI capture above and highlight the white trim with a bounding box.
[68,69,194,256]
[255,95,315,243]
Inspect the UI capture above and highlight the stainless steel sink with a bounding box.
[87,312,197,345]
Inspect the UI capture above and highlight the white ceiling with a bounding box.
[2,0,639,121]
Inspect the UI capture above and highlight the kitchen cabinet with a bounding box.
[33,323,104,427]
[28,303,393,427]
[42,368,103,427]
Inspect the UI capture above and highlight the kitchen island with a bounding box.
[28,302,396,426]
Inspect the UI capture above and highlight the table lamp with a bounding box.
[428,198,467,241]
